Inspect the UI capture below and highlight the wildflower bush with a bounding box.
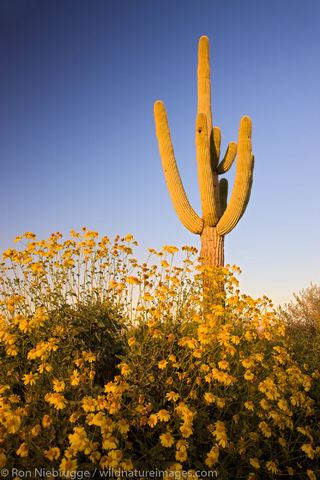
[0,230,319,479]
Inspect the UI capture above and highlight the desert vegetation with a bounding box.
[0,230,319,479]
[279,285,320,373]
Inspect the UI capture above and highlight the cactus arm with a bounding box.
[197,36,212,144]
[242,154,254,211]
[217,142,237,174]
[196,113,219,226]
[216,116,254,236]
[154,101,204,235]
[219,178,228,216]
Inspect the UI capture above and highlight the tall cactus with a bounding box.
[154,36,254,267]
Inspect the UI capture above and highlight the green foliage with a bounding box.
[49,300,125,386]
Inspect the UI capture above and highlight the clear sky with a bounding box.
[1,0,319,306]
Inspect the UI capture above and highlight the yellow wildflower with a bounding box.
[0,385,10,395]
[166,391,179,402]
[70,370,80,386]
[3,414,21,434]
[266,461,278,474]
[81,396,97,412]
[23,372,38,386]
[180,423,193,438]
[158,360,168,370]
[126,276,141,285]
[31,424,41,436]
[44,393,67,410]
[205,445,219,467]
[218,360,230,370]
[259,421,271,438]
[204,392,215,404]
[244,370,254,381]
[176,440,188,450]
[260,399,270,410]
[175,446,187,462]
[38,363,52,373]
[278,436,286,447]
[233,414,239,424]
[245,331,255,341]
[244,401,254,411]
[7,298,16,311]
[42,415,52,428]
[53,379,65,392]
[161,260,170,268]
[242,358,255,369]
[213,421,228,448]
[69,412,80,423]
[18,317,32,333]
[82,351,96,363]
[120,363,131,377]
[148,414,158,428]
[307,470,317,480]
[277,398,289,411]
[102,435,118,450]
[160,432,175,447]
[162,245,179,254]
[301,443,315,459]
[290,395,299,406]
[68,427,89,452]
[117,419,130,435]
[249,458,260,469]
[59,458,78,475]
[16,442,28,457]
[157,409,170,422]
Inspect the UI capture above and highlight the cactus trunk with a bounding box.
[200,225,224,267]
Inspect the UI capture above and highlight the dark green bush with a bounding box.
[49,299,126,386]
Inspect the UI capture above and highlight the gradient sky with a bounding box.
[1,0,319,306]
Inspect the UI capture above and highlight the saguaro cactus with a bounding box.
[154,36,254,267]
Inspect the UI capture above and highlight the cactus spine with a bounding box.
[154,36,254,267]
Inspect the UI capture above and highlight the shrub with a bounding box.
[47,300,125,386]
[109,270,320,479]
[0,230,319,479]
[279,284,320,370]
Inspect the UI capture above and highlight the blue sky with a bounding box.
[1,0,319,306]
